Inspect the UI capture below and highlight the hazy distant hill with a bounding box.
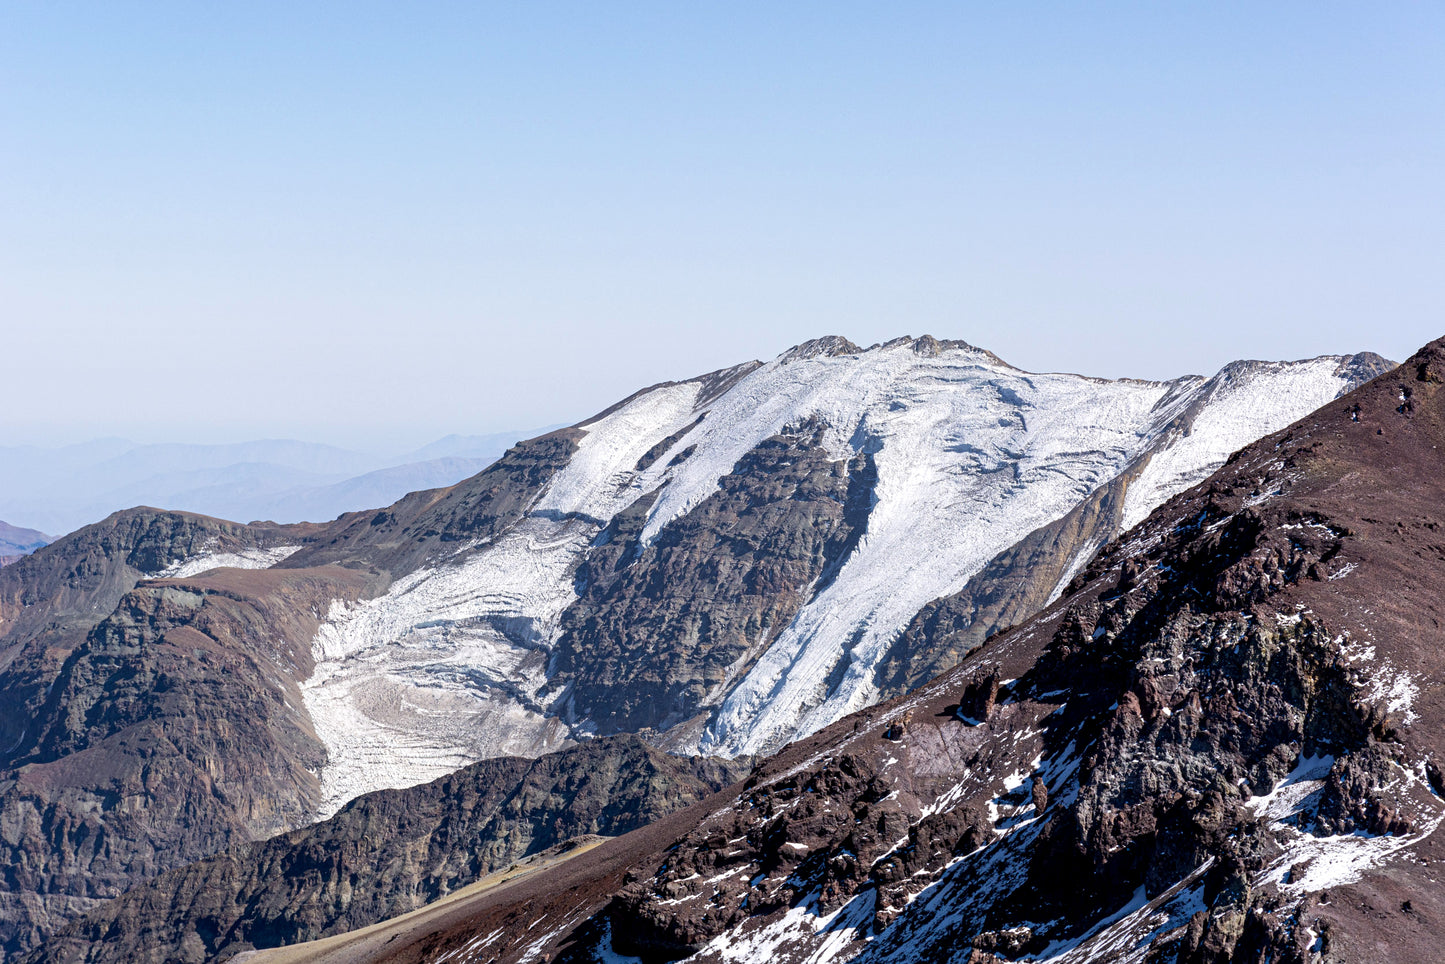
[0,430,551,536]
[0,520,50,566]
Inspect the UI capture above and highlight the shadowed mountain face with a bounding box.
[0,336,1394,956]
[285,337,1445,964]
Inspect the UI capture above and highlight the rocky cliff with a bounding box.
[27,736,748,964]
[0,511,327,954]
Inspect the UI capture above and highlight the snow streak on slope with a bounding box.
[1118,358,1358,532]
[692,349,1179,757]
[533,382,702,522]
[691,346,1369,757]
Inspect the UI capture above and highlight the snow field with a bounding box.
[1118,358,1358,532]
[698,346,1183,757]
[300,382,712,814]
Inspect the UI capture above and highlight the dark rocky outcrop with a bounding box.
[547,419,877,736]
[0,562,363,957]
[28,736,749,964]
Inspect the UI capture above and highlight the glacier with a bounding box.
[290,336,1382,811]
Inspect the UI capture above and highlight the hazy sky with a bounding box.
[4,3,1442,452]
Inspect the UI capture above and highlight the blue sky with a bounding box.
[3,3,1442,450]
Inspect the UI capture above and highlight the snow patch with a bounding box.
[1356,661,1420,726]
[300,517,585,816]
[1244,754,1335,821]
[1328,561,1358,580]
[695,889,876,964]
[299,381,717,814]
[153,544,301,579]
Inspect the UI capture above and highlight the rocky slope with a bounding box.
[0,509,315,764]
[0,510,330,954]
[303,336,1445,964]
[27,736,748,964]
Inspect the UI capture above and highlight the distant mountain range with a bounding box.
[0,431,554,537]
[0,521,50,566]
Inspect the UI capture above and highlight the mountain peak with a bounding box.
[777,333,1012,366]
[777,334,863,360]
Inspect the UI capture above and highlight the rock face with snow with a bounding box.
[0,508,312,762]
[546,417,878,739]
[291,335,1387,811]
[320,336,1445,964]
[0,510,328,956]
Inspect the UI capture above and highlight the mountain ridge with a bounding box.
[0,430,549,537]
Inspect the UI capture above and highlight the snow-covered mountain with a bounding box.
[0,333,1396,957]
[292,335,1389,814]
[0,520,49,561]
[76,335,1443,964]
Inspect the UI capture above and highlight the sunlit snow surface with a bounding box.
[153,544,301,579]
[1117,358,1354,532]
[694,348,1361,757]
[300,340,1368,810]
[301,518,583,816]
